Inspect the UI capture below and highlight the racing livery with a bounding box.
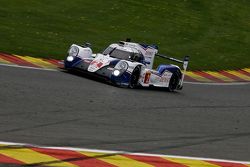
[64,40,189,91]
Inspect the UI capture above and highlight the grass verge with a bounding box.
[0,0,249,70]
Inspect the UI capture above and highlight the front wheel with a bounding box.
[129,66,141,88]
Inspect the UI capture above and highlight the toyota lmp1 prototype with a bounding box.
[64,40,189,91]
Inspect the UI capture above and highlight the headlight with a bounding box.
[68,46,79,57]
[113,61,128,77]
[113,70,120,76]
[66,56,74,62]
[115,61,128,70]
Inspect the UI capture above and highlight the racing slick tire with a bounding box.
[168,73,180,92]
[129,66,141,88]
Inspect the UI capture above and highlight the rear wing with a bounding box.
[156,54,189,88]
[156,54,189,70]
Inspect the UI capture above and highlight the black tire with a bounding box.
[168,73,180,92]
[129,66,141,88]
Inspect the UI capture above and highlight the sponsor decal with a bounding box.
[107,67,114,71]
[90,60,97,65]
[96,62,103,68]
[87,55,111,72]
[144,71,151,84]
[90,60,104,68]
[159,77,168,82]
[160,72,172,83]
[83,59,92,63]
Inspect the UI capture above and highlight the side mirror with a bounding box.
[82,42,92,48]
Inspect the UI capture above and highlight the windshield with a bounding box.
[103,47,144,63]
[103,47,114,55]
[103,47,132,60]
[110,49,133,60]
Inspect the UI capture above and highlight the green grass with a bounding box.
[0,0,249,70]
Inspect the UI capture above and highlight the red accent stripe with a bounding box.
[206,160,249,167]
[0,53,41,68]
[237,69,250,77]
[124,154,188,167]
[193,71,226,83]
[219,71,247,82]
[32,147,116,167]
[184,75,199,82]
[0,154,24,165]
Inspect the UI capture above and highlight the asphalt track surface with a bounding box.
[0,65,250,162]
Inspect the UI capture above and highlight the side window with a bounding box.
[103,47,114,55]
[133,53,143,62]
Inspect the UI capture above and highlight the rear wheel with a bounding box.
[129,66,141,88]
[168,73,180,92]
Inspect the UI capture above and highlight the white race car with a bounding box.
[64,40,189,91]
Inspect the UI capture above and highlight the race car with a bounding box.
[64,40,189,91]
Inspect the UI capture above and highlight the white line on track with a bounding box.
[1,63,249,86]
[0,141,249,165]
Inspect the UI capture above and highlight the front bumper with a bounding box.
[65,59,131,87]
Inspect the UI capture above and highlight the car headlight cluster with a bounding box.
[115,61,128,70]
[113,61,128,76]
[66,46,79,62]
[68,46,79,57]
